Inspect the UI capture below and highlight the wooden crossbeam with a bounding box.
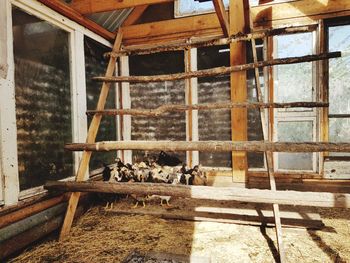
[121,5,148,27]
[68,0,173,15]
[107,25,317,57]
[86,102,329,116]
[58,30,123,241]
[64,141,350,153]
[45,181,350,209]
[212,0,229,37]
[93,52,341,83]
[36,0,115,41]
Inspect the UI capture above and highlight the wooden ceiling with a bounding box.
[36,0,350,45]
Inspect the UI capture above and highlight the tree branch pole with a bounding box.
[105,25,317,57]
[94,52,341,83]
[44,181,350,209]
[86,102,328,117]
[64,141,350,153]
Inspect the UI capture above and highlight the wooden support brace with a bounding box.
[64,141,350,153]
[93,52,341,83]
[212,0,229,37]
[58,30,123,241]
[45,181,350,209]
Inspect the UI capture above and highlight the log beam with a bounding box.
[94,52,340,83]
[44,181,350,209]
[212,0,229,37]
[107,25,317,57]
[121,5,148,27]
[68,0,173,15]
[86,102,329,117]
[64,141,350,153]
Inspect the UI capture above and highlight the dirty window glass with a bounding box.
[13,7,73,190]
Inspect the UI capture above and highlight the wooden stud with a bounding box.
[212,0,229,37]
[59,30,123,241]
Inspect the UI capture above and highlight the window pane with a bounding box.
[197,45,231,167]
[277,121,313,170]
[85,37,116,170]
[328,25,350,114]
[275,33,313,103]
[13,7,73,190]
[129,51,186,163]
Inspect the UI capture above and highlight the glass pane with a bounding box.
[197,45,231,167]
[329,118,350,156]
[275,33,313,104]
[328,25,350,114]
[277,121,313,170]
[129,51,186,163]
[13,7,73,190]
[85,37,117,170]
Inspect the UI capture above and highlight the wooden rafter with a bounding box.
[68,0,173,15]
[36,0,114,41]
[122,5,148,27]
[212,0,229,37]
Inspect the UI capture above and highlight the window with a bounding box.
[129,51,186,163]
[327,22,350,156]
[12,6,73,190]
[85,36,117,170]
[273,32,317,172]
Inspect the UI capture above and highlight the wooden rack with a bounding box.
[55,13,345,263]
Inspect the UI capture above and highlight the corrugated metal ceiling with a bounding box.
[88,8,133,32]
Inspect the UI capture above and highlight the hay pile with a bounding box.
[9,198,350,263]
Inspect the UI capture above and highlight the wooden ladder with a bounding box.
[59,30,123,241]
[250,35,286,262]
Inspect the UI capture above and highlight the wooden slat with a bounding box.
[59,30,123,241]
[68,0,173,15]
[64,141,350,153]
[86,102,329,116]
[36,0,115,41]
[122,5,148,27]
[94,52,341,83]
[212,0,229,37]
[45,181,350,209]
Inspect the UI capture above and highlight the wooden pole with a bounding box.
[64,141,350,153]
[93,52,341,83]
[59,30,123,241]
[106,25,317,57]
[44,181,350,209]
[86,102,329,117]
[212,0,229,37]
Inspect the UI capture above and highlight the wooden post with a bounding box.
[230,0,249,182]
[58,29,123,241]
[212,0,229,37]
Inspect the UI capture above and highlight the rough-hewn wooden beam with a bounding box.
[122,5,148,27]
[212,0,229,37]
[94,52,341,83]
[64,141,350,153]
[86,102,329,117]
[36,0,115,41]
[122,0,350,46]
[68,0,173,15]
[44,181,350,209]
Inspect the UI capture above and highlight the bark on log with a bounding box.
[94,52,341,83]
[64,141,350,153]
[86,102,328,117]
[44,181,350,208]
[105,25,317,57]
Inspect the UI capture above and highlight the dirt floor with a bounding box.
[8,196,350,263]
